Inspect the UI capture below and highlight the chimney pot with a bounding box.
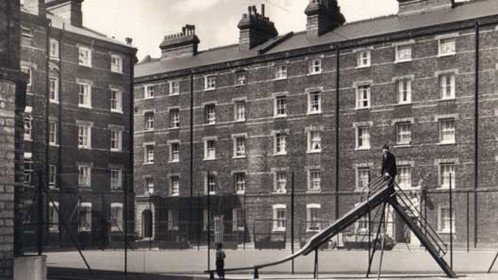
[261,4,265,16]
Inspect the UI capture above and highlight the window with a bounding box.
[439,38,456,56]
[144,144,154,164]
[205,75,216,90]
[23,107,32,141]
[439,119,455,144]
[77,123,92,149]
[308,59,322,75]
[234,101,246,121]
[205,104,216,124]
[233,136,246,158]
[439,162,455,189]
[170,176,180,196]
[78,164,91,187]
[111,55,122,73]
[236,73,246,86]
[78,47,92,67]
[24,153,33,185]
[110,168,122,189]
[357,50,371,67]
[272,205,286,231]
[111,203,123,232]
[438,204,455,233]
[232,208,245,231]
[169,142,180,162]
[49,165,57,188]
[110,89,122,112]
[275,65,288,80]
[397,79,411,104]
[206,173,216,195]
[234,172,246,194]
[308,169,321,191]
[49,121,57,145]
[306,204,321,231]
[169,81,180,95]
[21,66,32,87]
[439,73,455,100]
[144,112,154,131]
[308,91,321,114]
[274,132,287,155]
[274,171,287,193]
[356,126,371,150]
[275,95,287,117]
[78,83,91,108]
[21,26,32,45]
[144,85,154,99]
[49,39,59,59]
[395,45,412,62]
[145,177,154,194]
[356,167,370,189]
[168,210,179,231]
[79,203,92,232]
[356,85,371,109]
[49,202,59,232]
[204,139,216,160]
[170,108,180,128]
[49,77,59,102]
[396,122,411,145]
[397,166,412,189]
[110,129,122,151]
[308,130,321,153]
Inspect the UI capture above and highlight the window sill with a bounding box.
[355,65,371,69]
[233,156,247,159]
[438,53,456,58]
[204,123,216,126]
[307,111,322,115]
[110,149,122,153]
[49,143,59,147]
[235,83,246,87]
[272,191,287,195]
[236,191,245,195]
[111,70,123,75]
[437,230,456,235]
[144,96,155,100]
[274,153,287,156]
[394,59,412,64]
[204,88,216,92]
[111,110,123,114]
[169,127,180,130]
[394,143,411,148]
[49,100,59,104]
[168,160,180,163]
[439,97,456,102]
[203,158,216,161]
[144,129,154,132]
[438,142,456,146]
[306,189,321,194]
[233,119,246,123]
[307,150,321,154]
[78,105,93,110]
[24,138,32,142]
[78,63,93,68]
[274,115,287,119]
[169,194,180,197]
[143,162,154,166]
[110,188,123,191]
[306,229,321,233]
[355,107,371,110]
[273,77,287,81]
[307,72,322,76]
[78,147,92,150]
[355,147,371,151]
[395,102,412,106]
[169,93,180,96]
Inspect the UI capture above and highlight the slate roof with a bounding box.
[136,0,498,78]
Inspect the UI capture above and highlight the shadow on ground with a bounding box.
[48,267,204,280]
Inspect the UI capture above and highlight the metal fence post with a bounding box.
[291,172,295,275]
[449,173,453,269]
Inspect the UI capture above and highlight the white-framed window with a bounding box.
[395,44,412,62]
[308,91,321,114]
[168,210,179,231]
[308,130,321,153]
[397,79,411,104]
[396,122,411,145]
[111,203,123,232]
[21,66,32,87]
[234,172,246,194]
[110,89,122,112]
[110,168,122,189]
[206,173,216,195]
[79,202,92,232]
[110,129,122,152]
[236,73,246,86]
[144,111,154,131]
[205,75,216,90]
[232,208,245,231]
[170,108,180,128]
[169,80,180,95]
[439,119,455,144]
[356,85,371,109]
[21,26,32,45]
[111,54,123,73]
[275,95,287,117]
[356,167,370,189]
[438,38,456,56]
[49,77,59,102]
[49,165,57,188]
[205,104,216,124]
[356,126,371,150]
[397,166,412,189]
[170,176,180,196]
[145,176,154,194]
[439,162,456,189]
[50,39,59,59]
[78,164,92,187]
[306,204,321,231]
[49,120,57,145]
[308,59,322,75]
[78,46,92,67]
[275,65,288,80]
[78,82,92,108]
[204,139,216,160]
[439,73,455,100]
[274,132,287,155]
[357,50,371,68]
[144,85,154,99]
[233,136,246,158]
[308,169,321,192]
[49,202,59,232]
[438,204,455,233]
[144,144,155,164]
[272,204,286,231]
[274,171,287,193]
[23,107,32,141]
[77,123,92,149]
[234,101,246,121]
[24,153,33,185]
[169,142,180,162]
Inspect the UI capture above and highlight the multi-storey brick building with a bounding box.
[20,0,136,249]
[134,0,498,248]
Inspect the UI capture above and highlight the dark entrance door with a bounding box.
[142,209,153,238]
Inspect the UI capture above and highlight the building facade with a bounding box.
[20,0,136,250]
[134,0,498,248]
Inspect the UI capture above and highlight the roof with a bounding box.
[135,0,498,79]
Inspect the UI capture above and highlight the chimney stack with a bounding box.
[159,25,200,61]
[237,5,278,51]
[46,0,84,27]
[305,0,345,39]
[397,0,454,15]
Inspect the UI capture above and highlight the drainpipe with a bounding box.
[473,20,480,248]
[335,46,341,221]
[189,72,194,241]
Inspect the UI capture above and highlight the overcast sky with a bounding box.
[82,0,398,59]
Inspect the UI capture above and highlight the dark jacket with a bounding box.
[381,151,397,177]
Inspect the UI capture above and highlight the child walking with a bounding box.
[215,243,226,279]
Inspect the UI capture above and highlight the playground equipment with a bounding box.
[205,176,457,279]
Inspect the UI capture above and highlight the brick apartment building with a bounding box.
[134,0,498,248]
[20,0,136,249]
